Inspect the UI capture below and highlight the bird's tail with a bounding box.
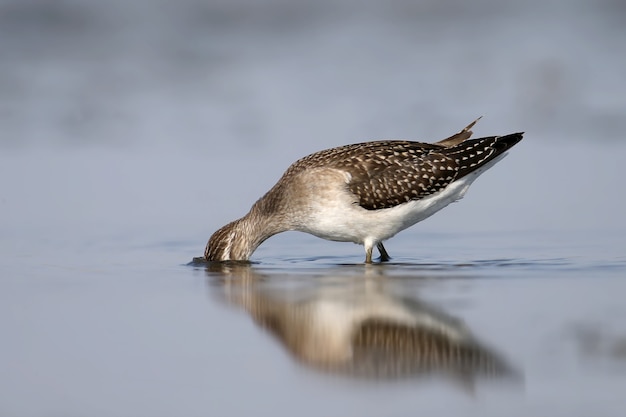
[436,116,482,147]
[442,133,524,178]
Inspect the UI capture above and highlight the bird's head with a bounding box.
[204,219,255,262]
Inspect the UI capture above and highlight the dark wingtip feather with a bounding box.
[495,132,524,149]
[440,132,524,181]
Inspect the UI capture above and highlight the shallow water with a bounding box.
[2,1,626,416]
[2,228,626,417]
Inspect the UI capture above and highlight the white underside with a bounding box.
[297,153,507,249]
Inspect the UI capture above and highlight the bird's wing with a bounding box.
[343,143,458,210]
[343,134,523,210]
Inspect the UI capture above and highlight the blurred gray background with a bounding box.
[1,0,625,150]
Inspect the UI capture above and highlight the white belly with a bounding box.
[297,153,506,244]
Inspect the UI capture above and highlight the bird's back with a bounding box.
[282,134,523,210]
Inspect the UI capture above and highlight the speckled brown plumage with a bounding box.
[202,120,524,263]
[279,134,522,210]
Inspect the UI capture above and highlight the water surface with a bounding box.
[1,1,626,416]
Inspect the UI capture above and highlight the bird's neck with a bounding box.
[205,203,287,262]
[236,210,280,258]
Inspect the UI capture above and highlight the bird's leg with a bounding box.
[365,245,373,263]
[377,242,391,262]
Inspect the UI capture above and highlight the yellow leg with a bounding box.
[365,245,373,263]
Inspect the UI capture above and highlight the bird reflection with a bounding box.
[201,261,519,385]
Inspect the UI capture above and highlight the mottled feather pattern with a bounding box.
[282,133,523,210]
[202,121,524,262]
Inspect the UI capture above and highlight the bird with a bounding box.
[204,118,523,263]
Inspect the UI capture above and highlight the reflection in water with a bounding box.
[569,322,626,362]
[201,262,520,385]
